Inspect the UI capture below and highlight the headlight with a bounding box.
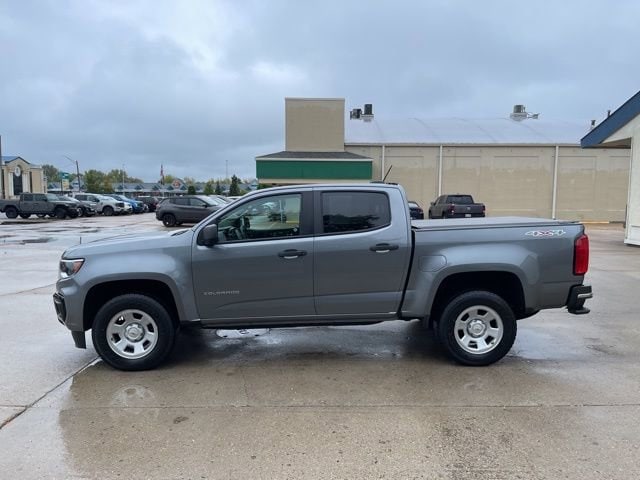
[59,258,84,278]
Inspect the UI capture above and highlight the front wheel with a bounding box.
[54,207,67,219]
[91,294,177,371]
[5,207,18,219]
[162,213,177,227]
[102,206,114,216]
[437,291,516,366]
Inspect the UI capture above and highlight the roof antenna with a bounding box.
[382,165,393,182]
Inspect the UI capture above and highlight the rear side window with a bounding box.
[448,195,473,204]
[321,192,391,234]
[173,197,189,206]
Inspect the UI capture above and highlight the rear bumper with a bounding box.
[567,284,592,314]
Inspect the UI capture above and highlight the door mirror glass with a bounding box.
[202,224,219,246]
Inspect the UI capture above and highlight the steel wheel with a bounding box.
[453,305,504,354]
[106,309,159,360]
[92,294,177,370]
[437,290,517,366]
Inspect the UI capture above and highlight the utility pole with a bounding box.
[122,164,125,195]
[63,155,82,192]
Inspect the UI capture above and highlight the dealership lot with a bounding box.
[0,216,638,479]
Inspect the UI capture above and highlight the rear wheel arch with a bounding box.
[429,271,526,323]
[83,279,181,332]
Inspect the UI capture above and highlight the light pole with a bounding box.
[122,164,125,195]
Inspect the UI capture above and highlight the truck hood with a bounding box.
[62,229,193,258]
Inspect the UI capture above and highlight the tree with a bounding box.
[183,176,196,185]
[106,169,142,184]
[187,185,196,195]
[162,174,175,185]
[215,181,223,195]
[203,181,214,195]
[42,164,60,182]
[83,169,107,193]
[229,175,241,196]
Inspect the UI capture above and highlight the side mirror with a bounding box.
[202,224,219,247]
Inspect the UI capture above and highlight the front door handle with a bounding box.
[369,243,399,253]
[278,249,307,259]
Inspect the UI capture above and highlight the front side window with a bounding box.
[321,192,391,234]
[216,194,301,242]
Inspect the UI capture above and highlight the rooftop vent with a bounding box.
[510,104,539,121]
[350,103,374,121]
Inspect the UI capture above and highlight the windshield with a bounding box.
[57,195,78,202]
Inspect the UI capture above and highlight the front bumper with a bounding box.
[567,285,592,314]
[53,287,87,348]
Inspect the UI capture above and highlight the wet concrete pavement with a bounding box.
[0,216,638,479]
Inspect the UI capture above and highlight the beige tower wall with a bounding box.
[345,144,629,221]
[285,98,345,152]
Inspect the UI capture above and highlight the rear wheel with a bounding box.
[437,291,516,366]
[102,206,114,216]
[19,213,31,219]
[5,207,18,219]
[91,294,177,371]
[441,213,447,219]
[162,213,177,227]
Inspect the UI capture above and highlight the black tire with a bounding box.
[19,213,31,219]
[5,207,18,219]
[55,207,67,219]
[427,211,432,219]
[36,214,46,218]
[162,213,177,227]
[91,294,177,371]
[436,291,517,366]
[102,206,114,216]
[68,209,79,219]
[441,213,447,219]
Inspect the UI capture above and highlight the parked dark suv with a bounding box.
[137,196,161,212]
[156,195,223,227]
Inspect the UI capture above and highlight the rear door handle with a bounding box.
[278,249,307,259]
[369,243,399,253]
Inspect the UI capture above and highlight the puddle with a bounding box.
[20,237,53,244]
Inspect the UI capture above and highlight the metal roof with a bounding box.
[256,151,371,160]
[581,90,640,148]
[345,117,590,145]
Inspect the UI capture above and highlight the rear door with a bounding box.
[313,188,412,316]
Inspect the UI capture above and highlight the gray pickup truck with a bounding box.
[1,193,80,219]
[53,183,592,371]
[428,194,486,219]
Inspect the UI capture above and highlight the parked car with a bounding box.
[408,201,424,219]
[107,194,145,214]
[75,193,130,216]
[58,195,96,217]
[55,183,592,371]
[137,196,161,212]
[155,195,224,227]
[428,194,485,219]
[0,193,80,219]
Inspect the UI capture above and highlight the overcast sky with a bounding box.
[1,0,639,181]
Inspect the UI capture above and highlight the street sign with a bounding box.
[61,172,70,191]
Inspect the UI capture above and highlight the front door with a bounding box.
[192,191,315,324]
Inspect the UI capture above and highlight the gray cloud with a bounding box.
[1,0,639,181]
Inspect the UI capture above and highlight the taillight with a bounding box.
[449,204,455,213]
[574,234,589,275]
